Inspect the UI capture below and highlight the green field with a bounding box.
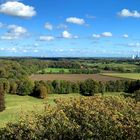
[0,94,81,127]
[102,73,140,80]
[82,62,139,72]
[38,68,70,74]
[0,93,123,128]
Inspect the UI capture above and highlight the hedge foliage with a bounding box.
[0,96,140,140]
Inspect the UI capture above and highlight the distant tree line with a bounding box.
[47,60,81,69]
[1,77,139,101]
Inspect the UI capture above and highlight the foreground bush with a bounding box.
[0,96,140,140]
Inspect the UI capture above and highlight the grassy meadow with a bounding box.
[0,92,123,128]
[0,93,81,127]
[102,73,140,80]
[38,68,70,74]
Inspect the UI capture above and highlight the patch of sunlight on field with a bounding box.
[38,68,70,74]
[102,73,140,80]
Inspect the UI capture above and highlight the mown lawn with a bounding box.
[102,73,140,80]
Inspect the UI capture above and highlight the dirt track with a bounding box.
[30,74,123,82]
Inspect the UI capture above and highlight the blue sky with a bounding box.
[0,0,140,57]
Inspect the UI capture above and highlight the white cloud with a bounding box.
[118,9,140,18]
[66,17,85,25]
[0,1,36,18]
[92,32,112,38]
[39,36,55,41]
[92,34,101,38]
[122,34,129,38]
[101,32,112,37]
[0,24,28,40]
[62,31,72,38]
[57,24,68,29]
[44,22,53,30]
[62,30,78,39]
[128,43,140,47]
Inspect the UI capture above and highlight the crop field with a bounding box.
[30,74,123,82]
[102,73,140,80]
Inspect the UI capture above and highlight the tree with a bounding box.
[9,81,18,94]
[0,68,7,78]
[0,78,10,93]
[17,79,34,96]
[80,79,99,96]
[0,84,5,112]
[33,81,50,99]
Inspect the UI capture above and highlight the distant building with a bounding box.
[135,54,139,60]
[132,55,135,59]
[132,54,139,60]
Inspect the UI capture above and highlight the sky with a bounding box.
[0,0,140,57]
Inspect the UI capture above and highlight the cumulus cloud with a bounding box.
[44,22,53,30]
[0,1,36,18]
[0,24,28,40]
[118,9,140,18]
[39,36,55,41]
[66,17,85,25]
[101,32,112,37]
[62,30,78,39]
[122,34,129,38]
[62,31,72,39]
[92,32,113,38]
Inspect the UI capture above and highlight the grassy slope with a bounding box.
[0,93,81,127]
[102,73,140,80]
[0,92,123,127]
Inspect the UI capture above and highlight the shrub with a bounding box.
[0,96,139,139]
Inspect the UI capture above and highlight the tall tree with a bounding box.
[0,84,5,112]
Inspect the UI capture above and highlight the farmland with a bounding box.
[38,68,70,74]
[102,73,140,80]
[30,74,123,82]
